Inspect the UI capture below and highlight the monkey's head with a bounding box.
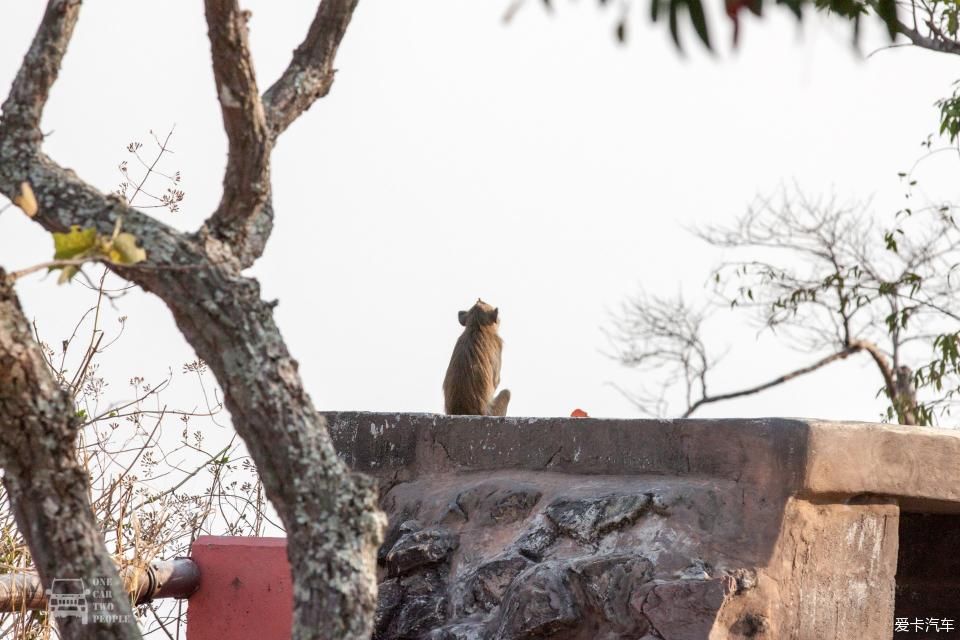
[459,299,499,328]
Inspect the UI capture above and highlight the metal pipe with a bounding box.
[0,558,200,611]
[0,572,45,611]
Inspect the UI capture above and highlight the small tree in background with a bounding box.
[588,0,960,424]
[609,189,960,425]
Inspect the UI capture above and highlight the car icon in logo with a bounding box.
[49,579,88,624]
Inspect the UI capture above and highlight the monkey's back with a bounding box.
[443,326,502,415]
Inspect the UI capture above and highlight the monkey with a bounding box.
[443,299,511,416]
[894,365,919,425]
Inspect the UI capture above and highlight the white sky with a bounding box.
[2,0,959,425]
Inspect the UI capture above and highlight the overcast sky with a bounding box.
[2,0,958,426]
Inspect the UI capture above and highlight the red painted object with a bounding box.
[187,536,292,639]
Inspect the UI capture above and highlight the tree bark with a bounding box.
[0,270,140,640]
[0,1,385,638]
[850,339,920,426]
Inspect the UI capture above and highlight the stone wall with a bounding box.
[326,413,960,640]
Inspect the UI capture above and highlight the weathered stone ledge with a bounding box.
[327,412,960,510]
[324,413,960,639]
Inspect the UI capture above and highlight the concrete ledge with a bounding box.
[805,420,960,510]
[326,412,960,510]
[325,412,950,639]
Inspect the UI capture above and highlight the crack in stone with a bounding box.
[544,445,563,468]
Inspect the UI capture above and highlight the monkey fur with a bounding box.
[443,299,511,416]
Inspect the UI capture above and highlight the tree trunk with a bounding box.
[0,1,385,637]
[0,271,140,640]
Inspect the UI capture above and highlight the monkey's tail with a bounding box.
[489,389,511,417]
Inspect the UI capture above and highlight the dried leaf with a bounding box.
[13,182,38,217]
[109,232,147,265]
[57,264,79,285]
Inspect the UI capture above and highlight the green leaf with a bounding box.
[49,221,147,284]
[779,0,803,19]
[668,0,681,48]
[52,226,97,260]
[687,0,712,48]
[883,232,898,253]
[873,0,898,39]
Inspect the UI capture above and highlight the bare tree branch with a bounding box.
[262,0,360,138]
[0,270,139,640]
[202,0,272,267]
[681,347,861,417]
[895,16,960,54]
[849,338,898,403]
[4,257,108,282]
[611,191,951,425]
[0,0,81,139]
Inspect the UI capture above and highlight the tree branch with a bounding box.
[0,151,195,274]
[845,336,919,425]
[894,17,960,55]
[262,0,360,138]
[0,0,189,260]
[202,0,272,267]
[0,270,139,640]
[848,338,897,403]
[0,0,81,140]
[4,257,106,283]
[682,347,860,417]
